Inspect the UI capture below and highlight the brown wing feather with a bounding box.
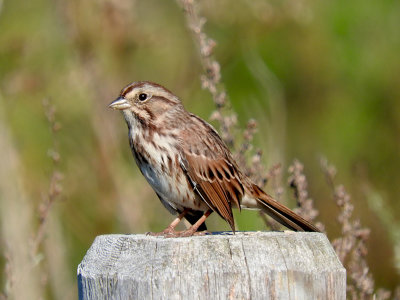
[180,153,243,231]
[179,114,246,231]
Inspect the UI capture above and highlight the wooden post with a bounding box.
[77,232,345,299]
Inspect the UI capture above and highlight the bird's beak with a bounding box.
[109,97,131,110]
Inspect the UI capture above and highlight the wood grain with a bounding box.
[77,232,345,299]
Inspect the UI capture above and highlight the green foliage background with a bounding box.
[0,0,399,297]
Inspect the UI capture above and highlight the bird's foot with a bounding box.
[146,226,176,236]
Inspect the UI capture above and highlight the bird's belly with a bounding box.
[138,162,208,212]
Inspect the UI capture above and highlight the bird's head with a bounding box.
[109,81,183,125]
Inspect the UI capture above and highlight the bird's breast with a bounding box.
[128,128,208,211]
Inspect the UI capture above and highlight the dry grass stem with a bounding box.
[177,0,236,148]
[177,0,272,187]
[288,159,323,231]
[320,158,381,299]
[31,99,63,257]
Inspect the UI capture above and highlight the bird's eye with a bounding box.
[138,93,148,101]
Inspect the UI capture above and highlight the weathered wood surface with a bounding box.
[77,232,346,300]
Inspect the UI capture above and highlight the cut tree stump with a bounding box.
[77,232,345,300]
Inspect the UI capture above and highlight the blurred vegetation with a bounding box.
[0,0,399,298]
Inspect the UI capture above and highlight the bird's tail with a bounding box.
[248,184,320,232]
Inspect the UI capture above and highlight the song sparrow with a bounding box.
[109,81,319,237]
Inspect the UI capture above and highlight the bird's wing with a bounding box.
[178,114,245,231]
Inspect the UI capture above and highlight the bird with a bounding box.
[109,81,320,237]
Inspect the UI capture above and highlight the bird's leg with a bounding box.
[162,209,189,234]
[148,209,189,236]
[165,209,212,238]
